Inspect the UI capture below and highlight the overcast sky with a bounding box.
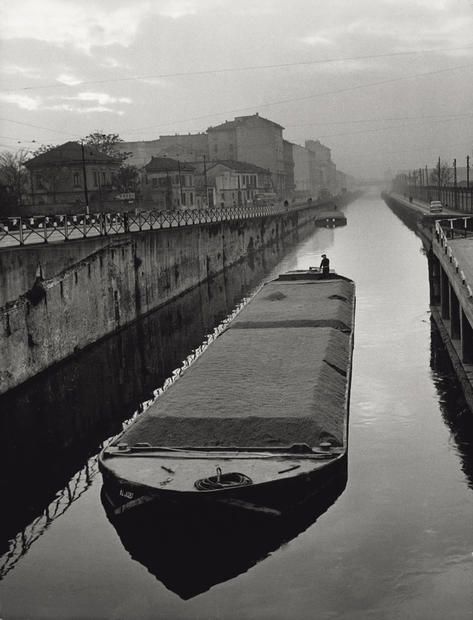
[1,0,472,178]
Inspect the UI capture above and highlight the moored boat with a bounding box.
[314,208,347,228]
[99,269,355,517]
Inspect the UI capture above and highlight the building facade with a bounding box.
[118,133,208,168]
[143,157,196,210]
[305,139,337,196]
[207,114,286,198]
[292,143,312,197]
[24,141,120,211]
[205,160,273,208]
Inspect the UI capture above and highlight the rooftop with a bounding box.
[144,156,195,173]
[207,113,284,133]
[208,159,271,175]
[25,141,119,168]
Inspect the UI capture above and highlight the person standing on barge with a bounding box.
[320,254,330,277]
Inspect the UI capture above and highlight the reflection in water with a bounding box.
[102,464,347,600]
[0,229,310,577]
[0,456,98,579]
[430,322,473,490]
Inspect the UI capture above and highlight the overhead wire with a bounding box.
[124,62,473,136]
[3,44,473,93]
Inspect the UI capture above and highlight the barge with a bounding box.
[314,208,347,228]
[99,269,355,517]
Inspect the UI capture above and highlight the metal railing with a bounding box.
[435,217,473,298]
[392,182,473,213]
[0,202,310,248]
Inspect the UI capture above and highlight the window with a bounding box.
[181,192,186,205]
[152,178,158,187]
[73,172,80,187]
[190,192,194,206]
[102,172,106,185]
[93,171,98,187]
[35,174,44,189]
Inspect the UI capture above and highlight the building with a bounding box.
[207,114,286,198]
[205,160,273,208]
[292,143,312,197]
[118,133,208,168]
[305,140,337,196]
[143,157,196,209]
[283,140,295,198]
[24,141,120,210]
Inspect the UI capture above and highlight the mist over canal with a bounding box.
[1,190,472,619]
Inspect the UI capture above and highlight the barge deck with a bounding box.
[99,270,355,516]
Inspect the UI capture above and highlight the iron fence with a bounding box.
[0,202,307,248]
[435,217,473,298]
[392,181,473,213]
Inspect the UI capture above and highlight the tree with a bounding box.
[113,164,140,192]
[82,131,131,162]
[430,160,453,186]
[0,149,29,206]
[30,144,58,157]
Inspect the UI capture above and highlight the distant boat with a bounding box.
[99,269,355,518]
[314,208,347,228]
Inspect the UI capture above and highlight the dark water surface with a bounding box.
[1,191,472,619]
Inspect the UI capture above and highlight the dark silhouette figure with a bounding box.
[320,254,330,277]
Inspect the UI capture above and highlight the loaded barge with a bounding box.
[99,269,355,517]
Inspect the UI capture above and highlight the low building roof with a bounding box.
[208,160,271,175]
[25,141,119,168]
[144,156,195,173]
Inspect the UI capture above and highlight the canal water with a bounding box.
[1,190,472,619]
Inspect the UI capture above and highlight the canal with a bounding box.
[1,190,472,619]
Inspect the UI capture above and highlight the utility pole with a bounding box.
[453,158,457,209]
[177,160,183,207]
[29,169,35,206]
[80,141,89,214]
[437,156,441,200]
[425,165,428,186]
[467,155,470,190]
[203,155,208,207]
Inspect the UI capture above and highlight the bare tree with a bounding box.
[0,150,29,206]
[82,131,131,162]
[430,160,453,186]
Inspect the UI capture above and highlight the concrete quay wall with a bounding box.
[0,207,313,395]
[0,237,115,308]
[385,191,473,415]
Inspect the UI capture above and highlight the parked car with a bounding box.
[429,200,443,213]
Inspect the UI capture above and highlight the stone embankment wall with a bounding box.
[1,207,314,394]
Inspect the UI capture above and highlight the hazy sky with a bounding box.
[1,0,472,177]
